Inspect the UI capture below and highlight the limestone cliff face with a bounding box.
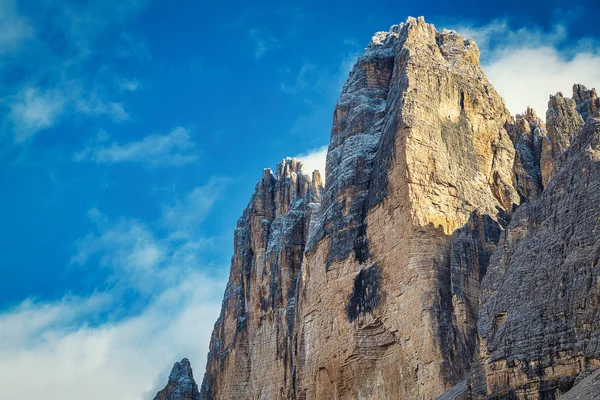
[506,108,545,203]
[159,16,600,400]
[154,359,201,400]
[200,158,323,399]
[476,110,600,399]
[294,17,519,399]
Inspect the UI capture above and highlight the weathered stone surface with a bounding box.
[541,91,585,186]
[154,359,201,400]
[163,16,600,400]
[573,84,600,122]
[294,16,518,399]
[436,380,470,400]
[200,158,323,400]
[477,111,600,399]
[562,368,600,400]
[506,107,545,202]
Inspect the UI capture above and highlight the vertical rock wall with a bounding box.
[190,16,600,400]
[200,159,322,399]
[294,17,518,399]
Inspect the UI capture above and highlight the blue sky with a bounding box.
[1,0,599,398]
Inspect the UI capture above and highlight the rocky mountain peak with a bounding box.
[154,358,200,400]
[156,16,600,400]
[541,85,598,186]
[573,83,600,122]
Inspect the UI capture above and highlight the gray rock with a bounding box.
[478,111,600,398]
[154,359,200,400]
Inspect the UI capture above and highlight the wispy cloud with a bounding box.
[0,272,223,400]
[75,97,130,122]
[0,0,35,55]
[455,20,600,116]
[117,78,141,92]
[162,177,230,239]
[280,63,318,94]
[0,182,229,400]
[71,217,166,291]
[249,27,280,58]
[8,86,68,143]
[0,0,150,142]
[74,127,198,167]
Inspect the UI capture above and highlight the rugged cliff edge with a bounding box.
[155,16,600,400]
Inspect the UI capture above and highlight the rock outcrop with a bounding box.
[541,87,589,187]
[476,107,600,399]
[154,359,201,400]
[153,16,600,400]
[200,159,323,399]
[294,17,517,399]
[506,108,545,202]
[563,368,600,399]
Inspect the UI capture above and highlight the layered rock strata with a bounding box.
[172,16,600,400]
[476,106,600,399]
[200,159,323,399]
[294,17,518,399]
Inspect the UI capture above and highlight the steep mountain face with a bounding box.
[294,17,518,399]
[475,94,600,399]
[154,359,201,400]
[200,159,323,399]
[155,16,600,400]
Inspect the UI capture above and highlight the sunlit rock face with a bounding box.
[294,16,519,399]
[200,158,323,400]
[149,16,600,400]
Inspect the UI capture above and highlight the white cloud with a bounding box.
[0,183,229,400]
[280,63,318,94]
[249,27,280,58]
[74,127,198,166]
[294,145,327,179]
[8,87,68,142]
[0,272,224,400]
[162,178,229,239]
[0,0,35,55]
[118,78,141,92]
[71,217,166,291]
[456,20,600,117]
[1,0,149,142]
[75,96,130,122]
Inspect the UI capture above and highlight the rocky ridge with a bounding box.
[154,16,600,400]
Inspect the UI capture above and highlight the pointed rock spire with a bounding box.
[154,358,200,400]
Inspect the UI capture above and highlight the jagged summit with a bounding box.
[363,17,480,65]
[155,15,600,400]
[154,358,200,400]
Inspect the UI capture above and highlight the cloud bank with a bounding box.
[0,184,228,400]
[457,20,600,117]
